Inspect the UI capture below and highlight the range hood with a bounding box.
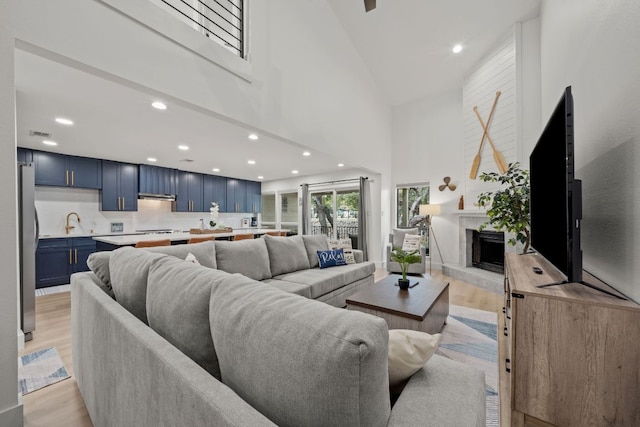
[138,192,176,202]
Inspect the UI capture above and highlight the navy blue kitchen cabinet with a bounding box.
[175,171,204,212]
[203,174,227,212]
[139,164,178,196]
[33,150,101,189]
[226,178,248,213]
[246,180,262,214]
[36,237,96,288]
[101,160,138,211]
[17,147,33,164]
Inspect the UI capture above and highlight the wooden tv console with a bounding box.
[503,252,640,427]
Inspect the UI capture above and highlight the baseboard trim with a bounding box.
[0,401,23,427]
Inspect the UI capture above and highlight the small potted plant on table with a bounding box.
[390,247,422,290]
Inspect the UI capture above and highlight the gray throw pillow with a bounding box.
[263,234,310,276]
[214,239,272,280]
[301,234,330,268]
[145,240,217,269]
[109,247,168,324]
[86,251,114,297]
[392,228,419,248]
[147,256,230,380]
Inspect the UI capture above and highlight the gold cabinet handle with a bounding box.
[122,197,125,210]
[71,170,75,186]
[75,249,78,264]
[69,249,72,265]
[118,197,121,211]
[66,170,69,186]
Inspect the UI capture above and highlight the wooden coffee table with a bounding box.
[346,274,449,334]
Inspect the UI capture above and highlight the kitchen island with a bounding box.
[92,229,283,250]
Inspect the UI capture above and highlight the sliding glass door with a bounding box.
[309,188,360,245]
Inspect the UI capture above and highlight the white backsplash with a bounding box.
[34,187,257,236]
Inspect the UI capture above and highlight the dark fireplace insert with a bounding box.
[472,230,505,274]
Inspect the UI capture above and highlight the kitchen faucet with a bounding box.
[65,212,81,234]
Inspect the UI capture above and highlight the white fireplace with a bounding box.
[442,214,513,295]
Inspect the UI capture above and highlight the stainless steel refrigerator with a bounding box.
[18,163,37,341]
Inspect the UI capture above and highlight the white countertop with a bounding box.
[92,229,282,246]
[39,231,145,239]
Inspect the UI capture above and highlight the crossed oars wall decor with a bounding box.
[469,91,509,178]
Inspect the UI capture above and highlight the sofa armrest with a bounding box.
[388,355,485,427]
[353,249,364,263]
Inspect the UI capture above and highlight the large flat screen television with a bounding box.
[530,86,583,282]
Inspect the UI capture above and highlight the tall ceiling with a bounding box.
[15,1,541,181]
[327,0,540,105]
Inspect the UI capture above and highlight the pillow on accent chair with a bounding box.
[317,249,347,269]
[401,234,422,252]
[392,228,419,247]
[327,238,356,264]
[388,329,441,387]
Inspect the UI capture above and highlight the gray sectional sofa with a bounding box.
[72,234,486,427]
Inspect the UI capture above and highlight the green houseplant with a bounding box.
[390,247,422,290]
[476,162,531,253]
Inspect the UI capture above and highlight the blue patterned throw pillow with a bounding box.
[317,249,347,269]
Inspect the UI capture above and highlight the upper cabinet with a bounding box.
[33,150,102,189]
[226,178,247,213]
[246,180,262,214]
[175,171,204,212]
[203,174,227,212]
[139,164,178,196]
[101,160,138,211]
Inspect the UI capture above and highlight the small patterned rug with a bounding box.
[18,347,70,395]
[438,304,499,427]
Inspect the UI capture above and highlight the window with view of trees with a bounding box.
[396,184,430,253]
[310,189,359,242]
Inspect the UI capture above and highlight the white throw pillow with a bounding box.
[401,234,422,252]
[327,238,356,264]
[388,329,441,387]
[185,252,201,265]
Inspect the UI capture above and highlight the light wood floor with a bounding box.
[21,270,507,427]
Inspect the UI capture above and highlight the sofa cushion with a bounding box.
[146,256,230,380]
[209,274,391,427]
[145,240,217,269]
[214,239,272,280]
[392,228,419,248]
[301,234,330,268]
[263,234,310,276]
[261,279,312,299]
[275,262,376,299]
[109,247,168,323]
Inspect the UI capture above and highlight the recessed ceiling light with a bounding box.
[248,134,259,140]
[338,163,344,167]
[178,145,189,151]
[212,168,220,172]
[292,170,299,174]
[151,101,167,110]
[452,44,463,54]
[42,140,58,146]
[303,151,311,156]
[55,118,73,125]
[248,160,256,165]
[147,157,157,162]
[258,176,264,180]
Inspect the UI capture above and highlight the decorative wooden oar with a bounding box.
[469,91,501,179]
[473,99,509,174]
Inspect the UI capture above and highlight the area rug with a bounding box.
[437,304,499,427]
[18,347,70,395]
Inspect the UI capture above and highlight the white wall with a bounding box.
[12,0,392,181]
[391,89,464,268]
[0,0,23,424]
[540,0,640,302]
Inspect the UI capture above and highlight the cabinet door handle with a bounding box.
[71,170,75,186]
[122,197,125,210]
[117,197,121,211]
[66,170,69,186]
[75,249,78,264]
[69,249,72,265]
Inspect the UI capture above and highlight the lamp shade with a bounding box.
[419,204,441,216]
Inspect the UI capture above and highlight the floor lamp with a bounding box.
[419,204,444,274]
